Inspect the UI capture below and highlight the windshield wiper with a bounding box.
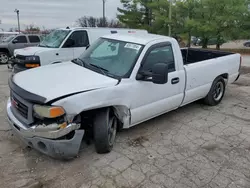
[89,64,109,76]
[71,58,87,67]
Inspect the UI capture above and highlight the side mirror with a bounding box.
[63,39,75,48]
[136,63,169,84]
[152,63,169,84]
[12,39,18,44]
[86,44,90,50]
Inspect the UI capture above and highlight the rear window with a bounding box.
[28,35,40,43]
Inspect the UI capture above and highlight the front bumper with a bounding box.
[13,64,29,74]
[12,57,40,74]
[6,99,84,159]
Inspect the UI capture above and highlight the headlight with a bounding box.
[33,105,65,118]
[25,56,40,68]
[26,56,40,61]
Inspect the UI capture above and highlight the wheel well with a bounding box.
[218,73,228,85]
[0,48,10,56]
[75,105,130,130]
[220,73,228,80]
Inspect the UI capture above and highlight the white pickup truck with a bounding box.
[12,27,148,73]
[7,34,241,159]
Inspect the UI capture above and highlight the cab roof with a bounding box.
[102,33,172,45]
[58,27,147,31]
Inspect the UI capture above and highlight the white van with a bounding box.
[12,27,148,73]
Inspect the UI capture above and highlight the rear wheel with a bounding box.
[94,108,117,154]
[204,76,226,106]
[0,52,9,64]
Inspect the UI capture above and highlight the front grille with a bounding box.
[12,95,28,119]
[16,55,26,61]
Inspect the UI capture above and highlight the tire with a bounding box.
[0,52,9,64]
[94,108,117,154]
[204,76,226,106]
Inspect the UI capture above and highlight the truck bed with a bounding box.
[181,48,233,65]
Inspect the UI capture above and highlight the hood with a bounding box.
[0,42,8,47]
[13,62,118,102]
[15,46,54,56]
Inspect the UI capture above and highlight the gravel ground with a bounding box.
[242,56,250,67]
[0,64,250,188]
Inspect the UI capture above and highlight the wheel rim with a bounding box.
[213,81,224,101]
[0,54,8,64]
[108,116,117,146]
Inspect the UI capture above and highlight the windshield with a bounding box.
[1,35,15,43]
[39,30,70,48]
[78,38,143,78]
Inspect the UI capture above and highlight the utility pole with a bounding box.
[102,0,106,27]
[168,0,172,37]
[14,9,20,33]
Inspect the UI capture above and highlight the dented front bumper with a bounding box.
[6,99,84,159]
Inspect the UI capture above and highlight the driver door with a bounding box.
[130,43,185,125]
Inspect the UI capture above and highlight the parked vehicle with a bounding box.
[243,41,250,47]
[191,36,200,46]
[7,34,241,159]
[0,34,41,64]
[12,27,148,73]
[195,37,226,46]
[0,31,19,42]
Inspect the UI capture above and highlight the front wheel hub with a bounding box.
[108,116,117,146]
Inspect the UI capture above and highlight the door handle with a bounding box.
[171,77,180,84]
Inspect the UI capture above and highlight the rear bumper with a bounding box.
[6,98,84,159]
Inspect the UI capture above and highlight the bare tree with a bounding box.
[8,27,18,32]
[25,24,40,33]
[76,16,90,27]
[76,16,125,28]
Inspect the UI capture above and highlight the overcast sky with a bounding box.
[0,0,121,31]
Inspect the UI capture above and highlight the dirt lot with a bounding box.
[0,65,250,188]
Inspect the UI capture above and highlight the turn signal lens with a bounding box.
[50,107,65,118]
[33,105,65,118]
[25,64,40,68]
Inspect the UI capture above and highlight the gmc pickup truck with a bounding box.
[7,34,241,159]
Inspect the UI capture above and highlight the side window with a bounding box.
[14,36,28,43]
[68,31,89,47]
[142,45,175,73]
[28,35,40,43]
[91,41,119,58]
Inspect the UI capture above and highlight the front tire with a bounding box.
[0,52,9,64]
[204,76,226,106]
[94,108,117,154]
